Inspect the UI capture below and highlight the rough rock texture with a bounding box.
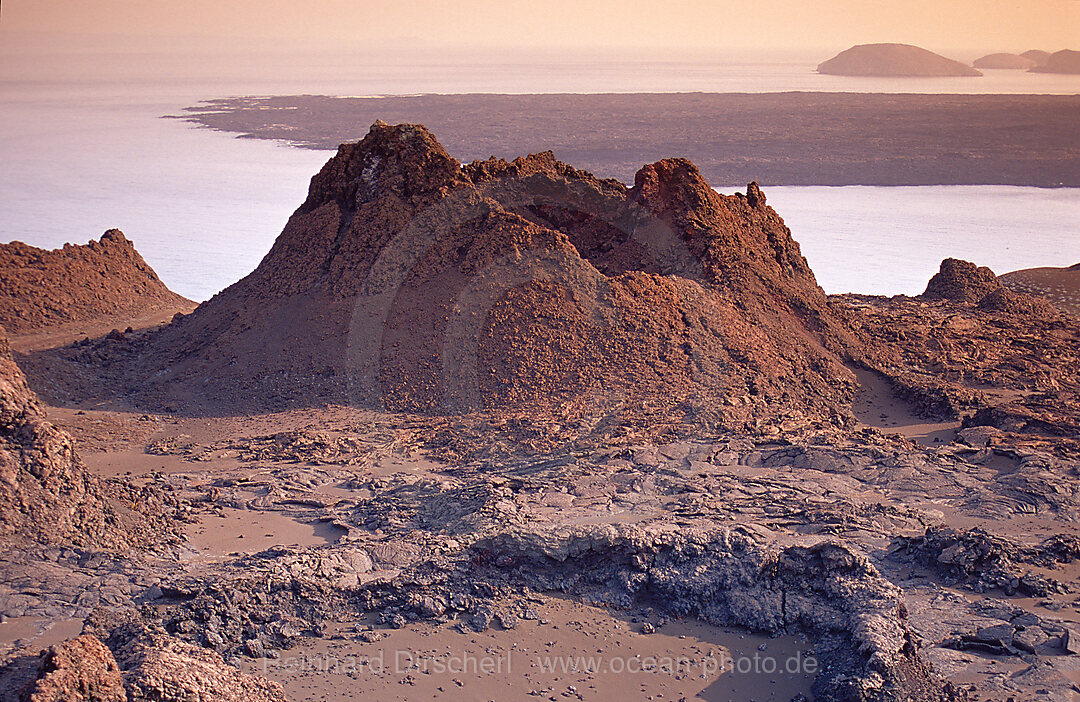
[107,625,287,702]
[8,402,1080,700]
[922,258,1002,303]
[0,230,191,335]
[842,262,1079,451]
[817,44,982,77]
[1030,49,1080,74]
[972,53,1037,69]
[0,327,177,548]
[920,258,1054,316]
[14,625,286,702]
[896,528,1079,596]
[8,123,1080,702]
[0,327,120,546]
[474,527,941,701]
[24,635,125,702]
[139,520,946,702]
[92,122,862,432]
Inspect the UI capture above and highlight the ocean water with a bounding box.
[761,185,1080,296]
[0,84,328,301]
[1,47,1078,300]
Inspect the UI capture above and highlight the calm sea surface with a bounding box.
[2,48,1078,300]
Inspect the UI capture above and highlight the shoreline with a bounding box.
[178,91,1080,187]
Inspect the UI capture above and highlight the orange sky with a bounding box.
[2,0,1077,52]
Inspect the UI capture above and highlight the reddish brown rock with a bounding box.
[922,258,1003,303]
[842,262,1080,450]
[114,630,286,702]
[0,230,191,335]
[18,629,286,702]
[1000,263,1080,317]
[26,635,125,702]
[0,327,116,546]
[921,258,1055,316]
[121,122,861,432]
[0,326,177,548]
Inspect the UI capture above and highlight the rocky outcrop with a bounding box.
[0,327,177,548]
[109,122,861,431]
[817,44,982,77]
[141,519,947,702]
[108,626,286,702]
[1030,49,1080,74]
[0,230,192,336]
[475,526,942,701]
[973,53,1037,69]
[895,528,1078,596]
[0,327,117,546]
[922,258,1001,303]
[16,626,285,702]
[921,258,1054,315]
[24,635,125,702]
[842,263,1079,446]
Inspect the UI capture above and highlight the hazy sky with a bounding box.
[2,0,1077,52]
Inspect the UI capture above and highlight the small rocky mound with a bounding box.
[0,327,176,548]
[921,258,1056,316]
[0,230,192,335]
[15,625,285,702]
[972,53,1037,69]
[112,122,862,430]
[817,44,982,77]
[1030,49,1080,74]
[21,635,124,702]
[975,286,1055,316]
[921,258,1002,303]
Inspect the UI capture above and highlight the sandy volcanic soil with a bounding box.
[8,308,193,355]
[246,599,813,702]
[5,294,1076,701]
[3,370,1070,701]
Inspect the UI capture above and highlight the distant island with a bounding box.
[1030,49,1080,74]
[817,43,982,77]
[1021,49,1052,66]
[176,93,1080,187]
[973,52,1037,70]
[972,49,1080,74]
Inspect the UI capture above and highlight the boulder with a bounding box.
[921,258,1001,303]
[26,635,125,702]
